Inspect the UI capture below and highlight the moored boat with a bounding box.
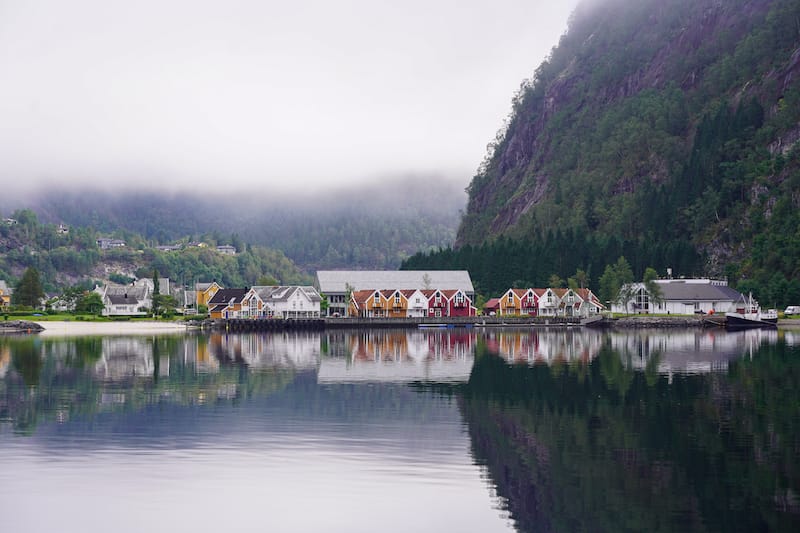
[725,293,777,330]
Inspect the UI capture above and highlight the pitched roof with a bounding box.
[484,298,500,309]
[253,285,322,303]
[0,280,11,293]
[654,281,744,302]
[105,284,148,299]
[350,290,377,308]
[316,270,474,294]
[107,293,143,305]
[208,288,248,305]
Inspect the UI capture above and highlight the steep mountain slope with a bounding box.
[450,0,800,295]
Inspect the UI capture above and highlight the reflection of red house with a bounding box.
[422,289,476,317]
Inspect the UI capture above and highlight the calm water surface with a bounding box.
[1,327,799,532]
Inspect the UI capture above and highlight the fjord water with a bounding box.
[1,328,798,532]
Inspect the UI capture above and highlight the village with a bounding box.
[1,268,781,324]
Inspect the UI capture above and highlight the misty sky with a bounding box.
[0,0,579,195]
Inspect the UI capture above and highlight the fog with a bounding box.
[0,0,579,197]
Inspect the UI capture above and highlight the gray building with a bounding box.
[315,270,474,317]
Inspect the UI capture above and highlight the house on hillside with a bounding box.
[97,238,126,249]
[216,245,237,256]
[316,270,474,317]
[610,278,745,315]
[155,244,182,252]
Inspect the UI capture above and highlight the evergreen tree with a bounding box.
[75,292,104,315]
[152,268,160,317]
[13,267,44,308]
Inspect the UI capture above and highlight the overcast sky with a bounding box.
[0,0,579,195]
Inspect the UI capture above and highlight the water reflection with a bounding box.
[461,329,800,532]
[0,328,798,532]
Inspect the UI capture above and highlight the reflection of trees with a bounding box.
[0,335,298,434]
[460,341,800,532]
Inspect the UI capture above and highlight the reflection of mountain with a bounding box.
[460,340,800,532]
[318,330,475,383]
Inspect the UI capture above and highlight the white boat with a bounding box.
[725,293,777,329]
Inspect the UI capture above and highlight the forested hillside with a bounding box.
[20,178,464,272]
[0,209,310,293]
[405,0,800,305]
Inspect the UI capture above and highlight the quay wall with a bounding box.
[210,315,716,332]
[213,316,584,332]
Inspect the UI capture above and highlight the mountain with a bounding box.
[14,178,464,272]
[0,211,311,293]
[405,0,800,304]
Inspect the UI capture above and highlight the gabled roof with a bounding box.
[503,288,531,299]
[253,285,323,303]
[350,290,377,309]
[316,270,474,294]
[196,281,221,292]
[105,284,149,300]
[652,281,744,302]
[208,288,248,305]
[107,293,143,305]
[576,288,604,308]
[0,280,11,293]
[484,298,500,309]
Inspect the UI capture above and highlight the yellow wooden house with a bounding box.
[196,281,222,309]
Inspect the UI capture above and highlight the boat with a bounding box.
[725,293,777,330]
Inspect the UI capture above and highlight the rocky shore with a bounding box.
[609,316,705,328]
[0,320,46,334]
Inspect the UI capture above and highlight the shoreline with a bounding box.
[31,320,195,337]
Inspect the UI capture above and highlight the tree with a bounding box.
[548,274,565,288]
[151,269,160,318]
[14,267,44,308]
[75,292,104,315]
[567,268,589,291]
[598,257,635,311]
[153,294,178,316]
[257,274,279,286]
[422,274,432,290]
[643,267,663,310]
